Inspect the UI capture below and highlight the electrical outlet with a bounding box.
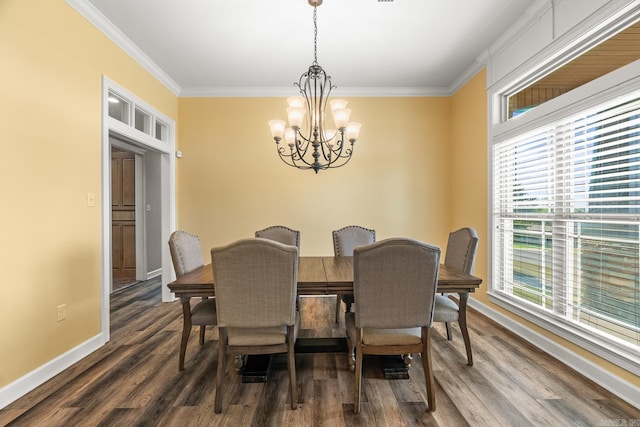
[57,304,66,322]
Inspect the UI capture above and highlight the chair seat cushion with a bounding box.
[345,312,422,346]
[433,294,459,323]
[227,311,300,346]
[191,298,217,325]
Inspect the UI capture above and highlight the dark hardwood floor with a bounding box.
[2,278,638,426]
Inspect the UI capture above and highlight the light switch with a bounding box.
[87,192,95,207]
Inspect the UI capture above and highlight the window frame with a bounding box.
[489,30,640,375]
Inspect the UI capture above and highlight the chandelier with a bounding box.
[268,0,361,174]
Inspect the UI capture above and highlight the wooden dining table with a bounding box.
[168,256,482,380]
[168,256,482,298]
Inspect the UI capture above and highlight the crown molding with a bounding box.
[67,0,552,99]
[178,86,452,98]
[447,0,552,94]
[65,0,181,96]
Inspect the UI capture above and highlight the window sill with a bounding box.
[488,291,640,376]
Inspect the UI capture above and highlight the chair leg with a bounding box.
[354,329,363,414]
[422,327,436,412]
[199,325,206,345]
[179,300,192,371]
[287,326,298,410]
[345,329,355,371]
[445,321,453,341]
[335,295,341,323]
[215,330,228,414]
[458,293,473,366]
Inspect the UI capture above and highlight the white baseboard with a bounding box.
[146,268,162,280]
[0,333,106,410]
[469,299,640,409]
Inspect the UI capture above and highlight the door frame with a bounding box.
[101,77,176,342]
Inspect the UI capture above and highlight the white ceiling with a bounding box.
[83,0,538,96]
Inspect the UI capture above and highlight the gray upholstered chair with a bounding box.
[255,225,300,249]
[211,238,299,413]
[346,238,440,413]
[256,225,302,310]
[332,225,376,322]
[433,227,479,366]
[168,230,217,371]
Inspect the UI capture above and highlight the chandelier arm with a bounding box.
[318,129,344,163]
[277,144,316,170]
[276,145,299,168]
[290,138,318,168]
[331,148,354,168]
[331,139,351,160]
[312,146,354,172]
[327,146,355,168]
[292,132,313,160]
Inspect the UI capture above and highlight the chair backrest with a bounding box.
[169,230,205,277]
[332,225,376,256]
[353,238,440,329]
[211,238,298,328]
[255,225,300,250]
[444,227,479,274]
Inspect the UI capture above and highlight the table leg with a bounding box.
[239,338,349,382]
[241,355,271,383]
[381,355,410,379]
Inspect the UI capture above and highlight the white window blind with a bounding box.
[493,92,640,351]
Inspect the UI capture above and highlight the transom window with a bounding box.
[108,89,169,142]
[507,21,640,119]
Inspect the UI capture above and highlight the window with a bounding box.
[108,91,130,124]
[134,106,151,135]
[493,92,640,355]
[155,120,168,142]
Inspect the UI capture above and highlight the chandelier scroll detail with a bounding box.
[268,0,361,174]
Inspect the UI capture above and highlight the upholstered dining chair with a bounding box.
[168,230,217,371]
[255,225,300,250]
[433,227,479,366]
[256,225,302,310]
[211,238,299,413]
[346,238,440,413]
[332,225,376,322]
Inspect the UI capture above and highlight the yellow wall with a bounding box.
[0,0,177,387]
[177,96,453,255]
[450,71,640,389]
[450,70,488,282]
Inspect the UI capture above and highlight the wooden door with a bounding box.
[112,148,136,289]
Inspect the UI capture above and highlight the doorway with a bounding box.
[109,134,165,293]
[101,78,176,342]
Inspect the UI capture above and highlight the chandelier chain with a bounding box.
[313,7,318,65]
